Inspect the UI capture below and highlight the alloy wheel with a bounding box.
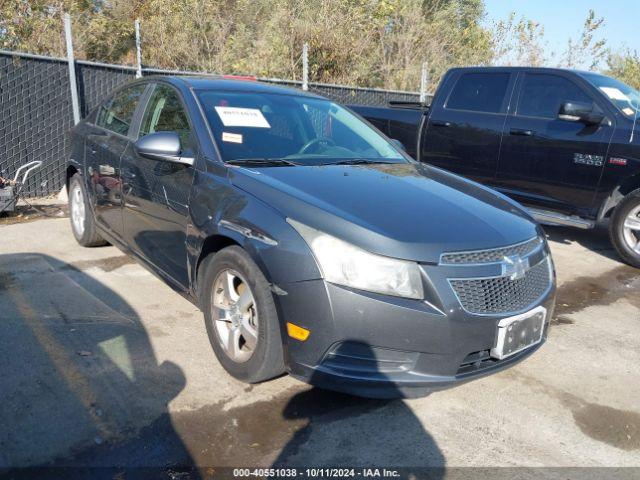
[623,205,640,254]
[70,183,85,237]
[210,269,258,363]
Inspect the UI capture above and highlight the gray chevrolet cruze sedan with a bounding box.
[66,76,556,398]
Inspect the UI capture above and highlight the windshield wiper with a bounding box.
[226,158,299,167]
[328,159,398,165]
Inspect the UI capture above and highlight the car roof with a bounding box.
[145,75,326,99]
[448,66,593,75]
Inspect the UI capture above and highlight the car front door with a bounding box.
[420,70,516,184]
[121,83,196,288]
[85,84,147,241]
[495,72,615,215]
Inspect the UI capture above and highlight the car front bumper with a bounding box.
[275,276,555,399]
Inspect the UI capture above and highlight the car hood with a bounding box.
[228,162,539,263]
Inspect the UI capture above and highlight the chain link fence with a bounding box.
[0,49,420,197]
[1,53,73,197]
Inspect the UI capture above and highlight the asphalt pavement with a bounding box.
[1,216,638,477]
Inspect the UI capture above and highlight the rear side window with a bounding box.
[516,74,593,119]
[446,73,510,113]
[97,84,146,136]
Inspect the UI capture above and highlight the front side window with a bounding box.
[580,72,640,119]
[516,74,593,119]
[446,73,510,113]
[195,90,405,165]
[97,84,146,136]
[139,84,192,149]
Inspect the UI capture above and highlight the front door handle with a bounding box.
[431,121,451,127]
[510,128,534,136]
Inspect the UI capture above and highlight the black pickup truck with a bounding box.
[351,67,640,267]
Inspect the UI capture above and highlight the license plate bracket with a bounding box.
[491,306,546,360]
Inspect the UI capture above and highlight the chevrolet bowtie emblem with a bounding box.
[501,255,530,281]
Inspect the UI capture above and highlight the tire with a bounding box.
[199,246,285,383]
[68,173,107,247]
[609,188,640,268]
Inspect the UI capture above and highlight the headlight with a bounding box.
[288,219,424,299]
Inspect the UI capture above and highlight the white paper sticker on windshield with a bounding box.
[222,132,243,143]
[214,106,270,128]
[623,107,635,116]
[600,87,629,101]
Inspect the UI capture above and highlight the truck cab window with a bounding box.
[97,84,146,136]
[446,73,510,113]
[516,74,593,119]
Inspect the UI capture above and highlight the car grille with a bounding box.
[449,257,552,315]
[440,236,543,265]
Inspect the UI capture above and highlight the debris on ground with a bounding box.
[0,203,67,225]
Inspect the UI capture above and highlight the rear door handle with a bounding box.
[431,121,451,127]
[510,128,534,136]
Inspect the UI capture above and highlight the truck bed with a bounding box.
[349,104,424,159]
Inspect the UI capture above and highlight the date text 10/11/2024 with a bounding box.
[232,468,401,478]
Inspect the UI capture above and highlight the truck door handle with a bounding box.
[431,121,451,127]
[510,128,533,136]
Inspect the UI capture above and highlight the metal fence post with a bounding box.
[63,13,81,125]
[302,43,309,91]
[419,61,428,104]
[135,19,142,78]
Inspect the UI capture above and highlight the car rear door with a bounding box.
[495,71,615,215]
[420,70,516,184]
[121,83,196,288]
[85,83,147,241]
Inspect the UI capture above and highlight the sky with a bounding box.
[483,0,640,57]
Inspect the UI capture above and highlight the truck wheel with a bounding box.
[610,188,640,268]
[199,246,285,383]
[69,173,107,247]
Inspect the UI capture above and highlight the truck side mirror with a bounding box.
[558,102,604,125]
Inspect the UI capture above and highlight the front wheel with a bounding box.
[609,188,640,268]
[199,246,285,383]
[68,173,107,247]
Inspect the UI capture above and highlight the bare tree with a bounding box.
[560,9,606,70]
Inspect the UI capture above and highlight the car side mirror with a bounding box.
[390,139,406,151]
[558,102,605,125]
[134,131,194,166]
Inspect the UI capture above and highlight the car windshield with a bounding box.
[196,89,406,165]
[581,72,640,119]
